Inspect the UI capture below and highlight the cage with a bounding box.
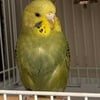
[0,0,100,100]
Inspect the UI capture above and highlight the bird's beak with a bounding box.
[46,13,55,24]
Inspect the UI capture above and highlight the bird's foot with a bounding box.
[23,95,30,100]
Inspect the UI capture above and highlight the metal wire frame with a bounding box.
[0,90,100,100]
[0,0,19,88]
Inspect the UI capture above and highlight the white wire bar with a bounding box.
[9,0,17,85]
[34,95,38,100]
[0,90,100,98]
[84,97,88,100]
[67,96,71,100]
[2,0,9,88]
[3,94,7,100]
[7,0,13,86]
[19,94,22,100]
[50,96,54,100]
[0,5,5,84]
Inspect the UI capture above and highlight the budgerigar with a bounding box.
[16,0,70,92]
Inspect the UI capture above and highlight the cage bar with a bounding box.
[50,96,54,100]
[2,0,8,88]
[0,5,5,86]
[3,94,7,100]
[19,94,22,100]
[67,96,71,100]
[0,90,100,97]
[0,90,100,100]
[34,95,38,100]
[84,97,88,100]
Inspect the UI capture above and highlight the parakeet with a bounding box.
[16,0,70,92]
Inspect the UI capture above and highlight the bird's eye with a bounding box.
[35,13,41,17]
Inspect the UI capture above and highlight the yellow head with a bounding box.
[22,0,57,37]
